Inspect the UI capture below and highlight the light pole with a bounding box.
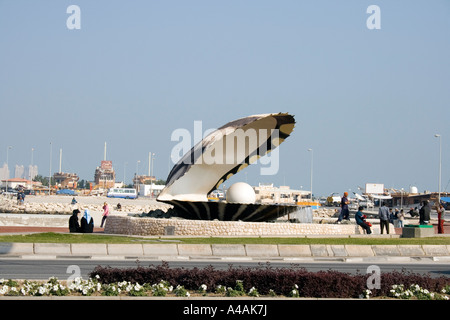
[136,160,140,192]
[308,148,313,200]
[401,188,404,209]
[6,146,12,191]
[29,147,34,189]
[150,153,155,198]
[49,142,52,195]
[435,134,442,205]
[123,162,128,187]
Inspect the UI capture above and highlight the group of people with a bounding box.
[68,201,110,233]
[335,191,447,235]
[69,209,94,233]
[335,192,373,234]
[16,190,26,204]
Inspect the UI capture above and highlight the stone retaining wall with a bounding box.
[104,215,357,236]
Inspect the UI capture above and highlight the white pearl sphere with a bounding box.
[226,182,256,204]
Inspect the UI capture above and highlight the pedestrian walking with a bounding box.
[335,192,350,224]
[100,202,110,228]
[419,200,431,225]
[397,209,405,228]
[389,208,396,225]
[437,204,445,234]
[378,202,390,234]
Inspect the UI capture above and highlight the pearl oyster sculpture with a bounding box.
[157,113,299,221]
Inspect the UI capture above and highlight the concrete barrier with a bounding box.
[142,243,178,256]
[397,245,424,256]
[107,244,143,256]
[422,245,450,256]
[0,242,34,255]
[372,245,401,256]
[278,245,312,257]
[245,244,279,257]
[344,245,374,257]
[178,244,212,256]
[34,243,71,255]
[0,242,449,259]
[71,243,108,256]
[211,244,247,256]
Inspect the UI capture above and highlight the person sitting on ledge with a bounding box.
[80,209,94,233]
[355,206,372,234]
[69,209,81,233]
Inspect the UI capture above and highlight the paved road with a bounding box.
[0,258,449,280]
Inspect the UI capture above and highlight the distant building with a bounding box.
[0,163,10,182]
[1,178,34,190]
[254,183,311,204]
[133,175,156,186]
[12,164,38,181]
[25,165,38,181]
[138,184,164,197]
[94,160,116,189]
[389,191,450,208]
[15,165,24,179]
[53,172,79,189]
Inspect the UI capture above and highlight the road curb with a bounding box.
[1,242,449,261]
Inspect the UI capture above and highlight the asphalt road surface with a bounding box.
[0,258,449,280]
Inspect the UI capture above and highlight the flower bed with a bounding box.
[1,263,448,299]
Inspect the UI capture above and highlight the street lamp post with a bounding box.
[150,153,155,198]
[136,160,140,193]
[435,134,442,205]
[401,188,404,209]
[6,146,12,192]
[123,162,128,187]
[308,148,313,200]
[49,142,52,196]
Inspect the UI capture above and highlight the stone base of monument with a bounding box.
[104,215,357,237]
[401,225,435,238]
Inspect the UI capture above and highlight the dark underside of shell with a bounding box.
[163,200,299,222]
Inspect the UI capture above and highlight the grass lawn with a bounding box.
[0,232,449,245]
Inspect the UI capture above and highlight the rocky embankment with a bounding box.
[0,196,172,215]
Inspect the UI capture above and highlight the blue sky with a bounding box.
[0,1,449,197]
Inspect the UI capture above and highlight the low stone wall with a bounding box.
[104,215,357,236]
